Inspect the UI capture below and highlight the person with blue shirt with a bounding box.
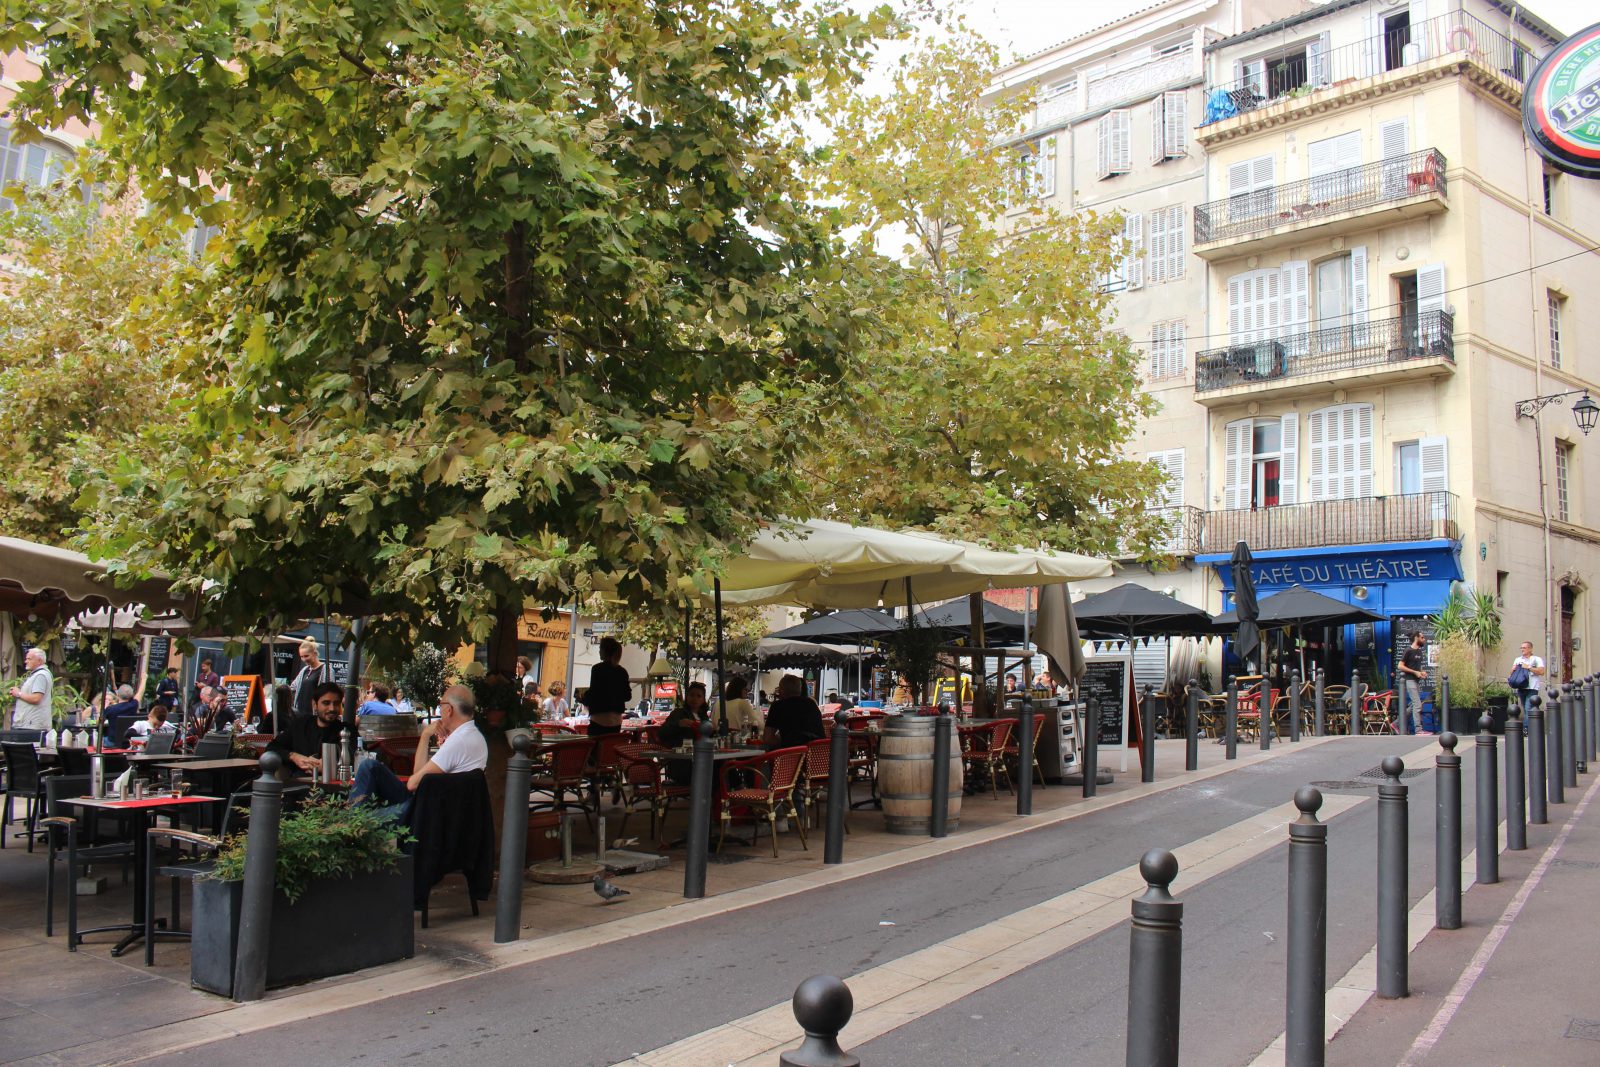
[357,682,397,716]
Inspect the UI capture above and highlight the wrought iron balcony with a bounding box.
[1201,492,1460,554]
[1199,10,1531,127]
[1195,310,1453,395]
[1194,149,1446,248]
[1118,506,1204,559]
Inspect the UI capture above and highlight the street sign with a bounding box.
[1523,23,1600,179]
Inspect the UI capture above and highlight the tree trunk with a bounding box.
[968,592,987,718]
[489,605,522,678]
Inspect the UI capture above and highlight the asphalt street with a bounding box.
[143,737,1451,1067]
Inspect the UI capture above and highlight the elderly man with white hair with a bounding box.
[8,648,53,731]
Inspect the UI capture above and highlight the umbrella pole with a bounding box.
[681,603,691,697]
[100,609,113,751]
[714,579,727,737]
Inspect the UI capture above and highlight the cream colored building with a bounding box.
[996,1,1599,691]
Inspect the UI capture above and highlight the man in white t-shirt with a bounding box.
[348,683,487,821]
[8,648,53,732]
[1511,641,1546,711]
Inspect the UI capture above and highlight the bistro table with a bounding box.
[172,759,264,828]
[59,793,222,956]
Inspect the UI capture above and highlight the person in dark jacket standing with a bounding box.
[763,674,825,750]
[585,637,632,737]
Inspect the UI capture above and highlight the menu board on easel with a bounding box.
[221,674,267,724]
[1080,654,1132,772]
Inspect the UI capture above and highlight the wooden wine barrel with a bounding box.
[878,715,963,835]
[358,713,420,746]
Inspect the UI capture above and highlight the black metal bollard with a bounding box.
[1476,716,1499,886]
[1435,734,1461,930]
[1563,683,1579,787]
[1286,787,1326,1067]
[1528,693,1548,825]
[1140,687,1155,785]
[1289,670,1302,743]
[779,975,860,1067]
[1350,670,1363,736]
[232,752,285,1002]
[1576,679,1588,775]
[1440,675,1451,736]
[1225,678,1238,760]
[1589,675,1598,765]
[1261,679,1273,752]
[1020,697,1037,813]
[930,711,952,839]
[1125,849,1183,1067]
[683,721,715,899]
[1314,668,1326,737]
[825,719,849,863]
[1505,704,1527,851]
[1549,685,1566,806]
[1377,756,1409,1000]
[494,733,534,943]
[1083,698,1100,800]
[1185,679,1199,773]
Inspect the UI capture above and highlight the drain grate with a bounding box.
[1552,858,1600,871]
[1355,765,1431,780]
[1565,1019,1600,1041]
[1311,780,1378,791]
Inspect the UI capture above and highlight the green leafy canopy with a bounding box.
[3,0,895,666]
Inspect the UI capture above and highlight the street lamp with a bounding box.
[1514,389,1600,435]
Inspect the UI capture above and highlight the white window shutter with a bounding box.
[1418,435,1448,493]
[1164,91,1187,157]
[1147,210,1165,285]
[1151,95,1166,163]
[1363,10,1384,76]
[1148,322,1166,377]
[1410,1,1431,59]
[1170,320,1186,377]
[1350,245,1369,343]
[1037,135,1057,197]
[1097,114,1111,178]
[1228,159,1252,198]
[1356,404,1375,498]
[1307,409,1328,500]
[1262,266,1282,335]
[1228,274,1244,342]
[1168,206,1185,280]
[1381,119,1410,160]
[1125,212,1144,289]
[1113,109,1132,173]
[1417,261,1445,347]
[1308,137,1338,178]
[1164,449,1185,509]
[1308,32,1331,87]
[1224,419,1251,510]
[1380,119,1410,197]
[1279,413,1300,505]
[1280,260,1309,336]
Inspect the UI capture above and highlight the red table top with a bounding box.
[64,794,222,811]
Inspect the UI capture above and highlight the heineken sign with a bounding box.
[1524,22,1600,179]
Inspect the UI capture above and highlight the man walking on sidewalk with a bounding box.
[1399,631,1430,734]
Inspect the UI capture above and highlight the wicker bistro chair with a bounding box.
[717,746,809,858]
[962,719,1017,799]
[614,743,688,846]
[801,736,848,831]
[529,738,597,832]
[1322,686,1352,734]
[1001,716,1048,789]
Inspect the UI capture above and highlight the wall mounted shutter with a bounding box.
[1418,435,1448,493]
[1124,212,1144,289]
[1164,91,1188,157]
[1224,419,1251,510]
[1307,32,1332,86]
[1278,413,1300,506]
[1416,261,1445,346]
[1280,260,1310,337]
[1350,246,1370,343]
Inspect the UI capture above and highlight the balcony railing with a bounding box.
[1119,505,1205,558]
[1195,310,1453,394]
[1202,492,1460,554]
[1195,149,1445,246]
[1200,11,1533,125]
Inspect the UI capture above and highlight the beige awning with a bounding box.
[0,536,194,617]
[712,518,967,592]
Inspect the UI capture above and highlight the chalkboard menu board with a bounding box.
[1391,616,1438,689]
[222,674,266,723]
[146,635,171,675]
[1081,655,1131,746]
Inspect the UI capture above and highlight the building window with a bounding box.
[1017,134,1057,201]
[1542,171,1555,216]
[1147,448,1184,509]
[1548,290,1564,369]
[1149,321,1186,380]
[1102,212,1143,291]
[1394,436,1448,496]
[1096,109,1132,179]
[1556,440,1572,522]
[1306,403,1374,501]
[1223,414,1299,509]
[1395,441,1421,495]
[1146,205,1185,283]
[1151,91,1188,161]
[0,121,74,211]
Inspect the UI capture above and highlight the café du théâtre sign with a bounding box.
[1524,22,1600,179]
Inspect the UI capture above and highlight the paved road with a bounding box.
[145,738,1445,1067]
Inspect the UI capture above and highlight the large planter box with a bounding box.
[191,854,414,995]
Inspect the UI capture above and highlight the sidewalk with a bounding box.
[1326,770,1600,1066]
[0,735,1329,1065]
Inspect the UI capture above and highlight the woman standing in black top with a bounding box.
[585,637,632,737]
[762,674,825,750]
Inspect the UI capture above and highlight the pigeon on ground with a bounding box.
[592,874,630,903]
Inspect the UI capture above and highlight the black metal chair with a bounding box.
[143,732,176,756]
[192,732,233,759]
[2,741,58,850]
[142,783,311,965]
[40,775,136,948]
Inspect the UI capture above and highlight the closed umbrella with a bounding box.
[1231,542,1261,671]
[1033,582,1086,685]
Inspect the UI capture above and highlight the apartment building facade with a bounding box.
[997,1,1599,686]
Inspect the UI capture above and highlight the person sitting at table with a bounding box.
[195,685,236,734]
[763,674,825,750]
[103,684,141,723]
[541,680,569,722]
[348,683,487,822]
[722,677,761,738]
[658,682,712,785]
[585,637,632,737]
[266,682,347,774]
[126,703,176,741]
[357,682,396,716]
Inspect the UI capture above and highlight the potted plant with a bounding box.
[1481,679,1513,734]
[1429,590,1503,733]
[1436,633,1484,734]
[191,794,414,995]
[883,617,943,709]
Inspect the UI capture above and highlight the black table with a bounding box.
[60,793,222,957]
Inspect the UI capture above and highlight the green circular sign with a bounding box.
[1524,22,1600,179]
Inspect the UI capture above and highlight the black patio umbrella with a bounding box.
[766,609,904,642]
[1213,585,1387,629]
[912,598,1032,646]
[1071,583,1218,640]
[1231,541,1261,671]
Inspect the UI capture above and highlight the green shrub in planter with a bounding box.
[210,793,411,903]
